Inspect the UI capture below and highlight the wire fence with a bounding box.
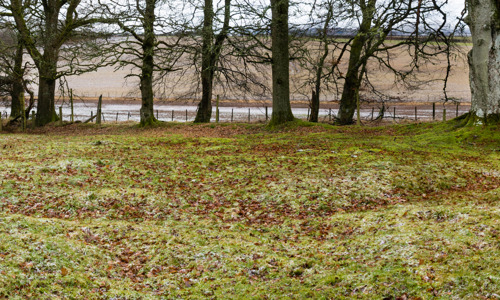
[0,102,471,126]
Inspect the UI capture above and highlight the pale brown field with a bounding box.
[64,41,470,105]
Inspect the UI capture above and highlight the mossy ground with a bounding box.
[0,120,499,299]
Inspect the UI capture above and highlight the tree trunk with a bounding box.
[9,41,24,119]
[466,0,500,123]
[36,71,57,126]
[338,67,362,125]
[194,68,214,123]
[35,49,59,126]
[269,0,294,125]
[309,90,319,122]
[139,65,155,126]
[194,0,215,123]
[139,0,157,126]
[194,0,230,123]
[310,47,327,122]
[309,5,333,123]
[337,0,376,125]
[35,1,59,126]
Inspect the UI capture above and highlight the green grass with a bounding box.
[0,121,499,299]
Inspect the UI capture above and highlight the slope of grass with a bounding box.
[0,121,499,299]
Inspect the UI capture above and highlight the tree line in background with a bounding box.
[0,0,498,127]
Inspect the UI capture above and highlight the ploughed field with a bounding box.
[0,121,499,298]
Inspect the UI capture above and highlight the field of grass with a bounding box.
[0,120,499,299]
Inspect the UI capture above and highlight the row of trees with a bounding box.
[0,0,498,127]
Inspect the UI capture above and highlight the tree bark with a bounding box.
[10,0,107,126]
[309,4,333,123]
[9,41,24,119]
[466,0,500,123]
[338,69,361,125]
[269,0,294,125]
[309,42,327,123]
[337,0,375,125]
[36,70,57,126]
[34,0,59,126]
[35,43,59,126]
[194,0,230,123]
[194,0,215,123]
[309,90,319,122]
[139,0,157,126]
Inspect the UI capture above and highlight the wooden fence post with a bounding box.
[59,106,63,126]
[265,106,268,121]
[96,95,102,125]
[216,95,220,123]
[231,109,233,122]
[356,93,361,126]
[432,102,436,120]
[248,108,250,123]
[70,89,74,122]
[414,106,417,121]
[22,100,26,131]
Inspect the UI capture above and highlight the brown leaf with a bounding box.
[61,267,69,276]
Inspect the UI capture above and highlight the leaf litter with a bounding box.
[0,121,499,298]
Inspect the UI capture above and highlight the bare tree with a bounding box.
[268,0,294,125]
[194,0,231,123]
[191,0,303,125]
[298,0,345,123]
[3,0,113,126]
[166,0,272,121]
[0,24,34,120]
[308,4,333,123]
[324,0,455,125]
[135,0,158,126]
[101,0,185,126]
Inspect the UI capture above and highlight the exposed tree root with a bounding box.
[453,112,500,127]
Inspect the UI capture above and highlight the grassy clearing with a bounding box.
[0,120,499,299]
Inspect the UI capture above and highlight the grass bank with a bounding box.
[0,121,499,299]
